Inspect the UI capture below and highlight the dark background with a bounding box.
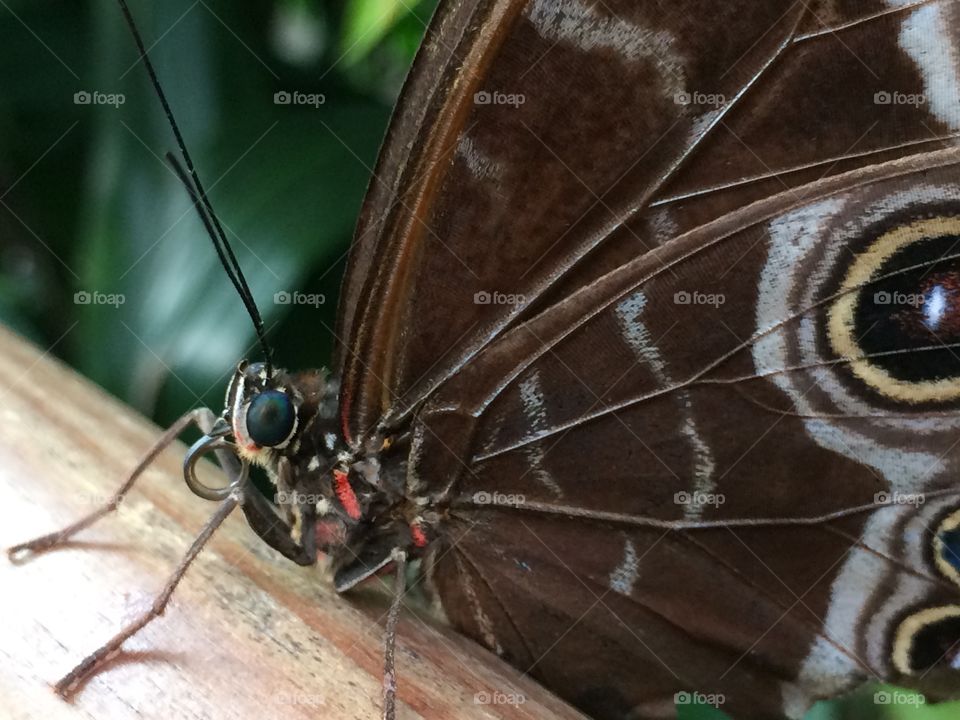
[0,0,436,426]
[0,2,954,718]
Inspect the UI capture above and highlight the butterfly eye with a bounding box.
[245,390,296,447]
[828,215,960,403]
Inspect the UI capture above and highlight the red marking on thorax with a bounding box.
[333,469,361,520]
[410,523,428,548]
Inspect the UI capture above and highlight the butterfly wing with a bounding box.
[340,0,819,435]
[338,0,960,438]
[336,0,960,716]
[419,150,960,718]
[335,0,487,377]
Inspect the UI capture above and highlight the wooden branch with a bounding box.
[0,326,584,720]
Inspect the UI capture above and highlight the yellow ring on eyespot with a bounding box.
[933,509,960,589]
[892,604,960,675]
[827,215,960,403]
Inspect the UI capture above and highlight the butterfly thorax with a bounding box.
[222,361,431,591]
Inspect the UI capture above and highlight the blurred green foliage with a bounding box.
[0,1,956,718]
[680,685,957,720]
[0,0,435,424]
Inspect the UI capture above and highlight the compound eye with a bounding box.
[245,390,296,447]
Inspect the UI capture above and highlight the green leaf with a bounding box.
[340,0,422,66]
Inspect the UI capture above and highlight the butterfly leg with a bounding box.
[53,493,239,697]
[7,408,225,561]
[382,548,408,720]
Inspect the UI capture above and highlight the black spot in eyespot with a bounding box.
[246,390,295,447]
[855,233,960,383]
[908,615,960,672]
[940,528,960,574]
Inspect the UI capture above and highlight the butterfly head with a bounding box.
[222,360,341,466]
[215,360,418,570]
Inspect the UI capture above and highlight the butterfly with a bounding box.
[10,0,960,719]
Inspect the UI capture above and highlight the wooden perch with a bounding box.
[0,326,584,720]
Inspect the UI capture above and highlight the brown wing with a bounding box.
[337,0,960,442]
[336,0,960,716]
[418,150,960,718]
[334,0,490,378]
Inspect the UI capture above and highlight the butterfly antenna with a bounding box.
[115,0,274,375]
